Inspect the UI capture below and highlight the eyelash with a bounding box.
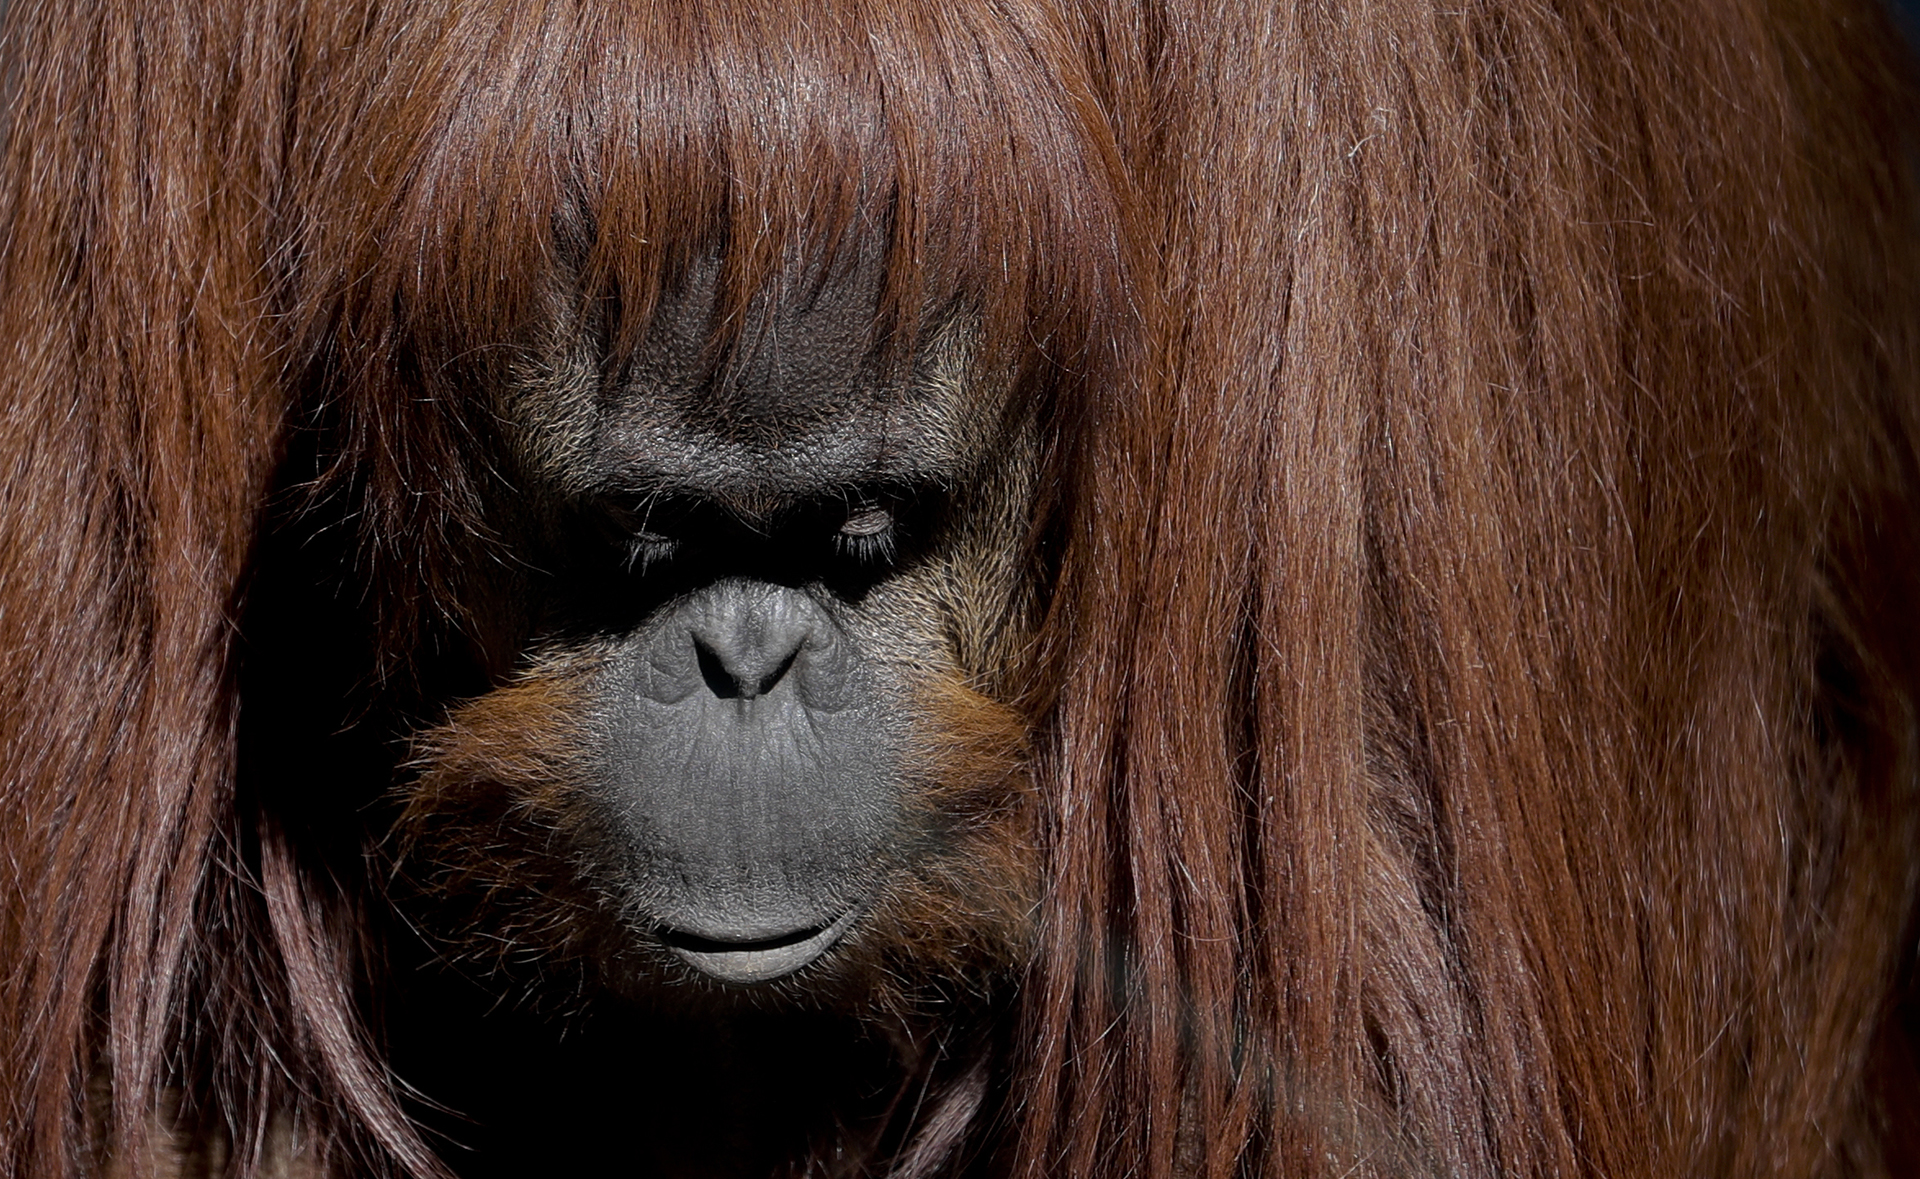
[623,530,680,574]
[833,525,897,566]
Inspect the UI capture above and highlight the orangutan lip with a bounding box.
[659,908,860,983]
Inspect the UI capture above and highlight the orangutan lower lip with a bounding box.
[659,909,860,983]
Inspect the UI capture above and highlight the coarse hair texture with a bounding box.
[1,0,1918,1177]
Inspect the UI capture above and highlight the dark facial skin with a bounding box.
[552,324,999,982]
[432,257,1040,993]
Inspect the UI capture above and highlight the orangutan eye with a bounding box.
[598,496,694,574]
[624,529,680,574]
[834,503,898,566]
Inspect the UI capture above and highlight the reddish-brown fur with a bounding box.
[3,0,1918,1176]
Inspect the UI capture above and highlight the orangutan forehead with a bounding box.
[592,338,992,517]
[505,263,998,515]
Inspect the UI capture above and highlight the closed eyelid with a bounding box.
[839,506,894,536]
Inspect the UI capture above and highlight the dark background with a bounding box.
[1896,0,1920,44]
